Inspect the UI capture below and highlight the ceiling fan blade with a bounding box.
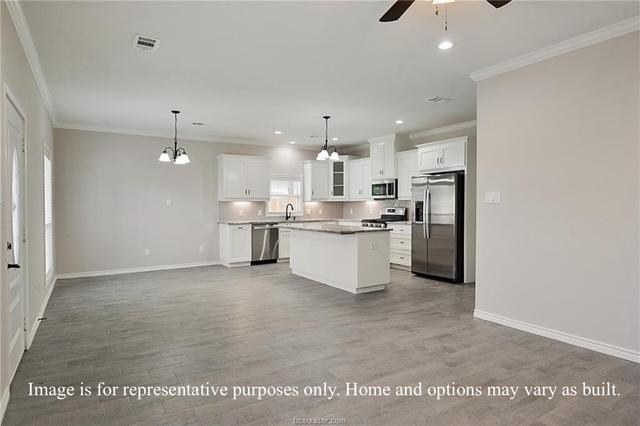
[379,0,416,22]
[487,0,512,8]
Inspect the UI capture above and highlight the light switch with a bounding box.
[485,191,501,204]
[306,208,311,214]
[238,209,244,216]
[257,209,263,216]
[166,199,172,206]
[144,248,150,256]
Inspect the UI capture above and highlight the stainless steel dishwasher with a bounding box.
[251,223,279,264]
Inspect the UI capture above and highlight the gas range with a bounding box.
[361,207,407,228]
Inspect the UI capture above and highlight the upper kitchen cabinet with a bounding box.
[396,150,418,200]
[303,160,330,201]
[329,156,357,200]
[416,137,467,173]
[369,135,396,179]
[349,158,372,201]
[217,154,271,201]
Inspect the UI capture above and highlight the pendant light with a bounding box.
[316,116,339,161]
[158,110,190,165]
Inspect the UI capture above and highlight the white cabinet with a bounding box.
[218,155,271,200]
[416,137,467,173]
[369,135,397,179]
[388,223,411,269]
[348,158,372,201]
[329,160,347,200]
[219,224,252,267]
[397,150,418,200]
[279,228,290,259]
[303,161,330,201]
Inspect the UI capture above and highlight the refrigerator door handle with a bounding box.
[423,188,428,239]
[426,189,431,239]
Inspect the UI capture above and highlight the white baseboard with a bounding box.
[474,310,640,363]
[56,260,221,280]
[0,387,9,426]
[26,277,57,349]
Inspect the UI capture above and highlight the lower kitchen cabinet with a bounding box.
[279,228,290,259]
[219,224,252,267]
[388,223,411,270]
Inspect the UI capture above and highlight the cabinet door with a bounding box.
[362,159,372,199]
[418,147,442,172]
[397,150,418,200]
[441,141,466,169]
[330,161,346,200]
[311,161,330,199]
[245,158,270,199]
[230,225,251,262]
[222,156,247,199]
[349,161,362,200]
[279,230,290,259]
[370,142,385,178]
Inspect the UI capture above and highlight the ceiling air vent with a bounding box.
[133,34,159,51]
[426,96,451,104]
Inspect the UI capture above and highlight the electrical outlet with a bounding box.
[484,191,502,204]
[258,209,263,216]
[369,208,374,215]
[349,208,353,215]
[319,208,323,215]
[306,208,311,214]
[199,246,204,252]
[239,209,244,216]
[166,199,172,206]
[144,248,150,256]
[370,242,378,250]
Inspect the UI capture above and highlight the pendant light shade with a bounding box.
[158,110,191,165]
[316,116,339,161]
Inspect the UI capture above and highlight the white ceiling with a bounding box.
[21,1,639,146]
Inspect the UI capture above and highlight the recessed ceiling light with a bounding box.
[438,40,454,50]
[274,130,282,135]
[395,120,404,124]
[332,137,338,141]
[192,122,204,126]
[289,140,296,144]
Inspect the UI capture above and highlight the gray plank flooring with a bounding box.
[3,264,639,425]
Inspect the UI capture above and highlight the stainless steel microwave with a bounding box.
[372,179,397,200]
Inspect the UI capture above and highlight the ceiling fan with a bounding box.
[380,0,511,22]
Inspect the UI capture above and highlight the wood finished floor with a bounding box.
[4,264,639,425]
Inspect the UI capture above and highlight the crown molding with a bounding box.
[469,15,640,82]
[55,122,320,151]
[5,0,57,125]
[409,120,476,141]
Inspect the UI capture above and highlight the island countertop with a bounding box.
[284,223,392,234]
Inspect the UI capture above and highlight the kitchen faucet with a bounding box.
[285,203,294,221]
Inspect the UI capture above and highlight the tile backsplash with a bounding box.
[219,200,413,222]
[218,201,344,222]
[341,200,413,221]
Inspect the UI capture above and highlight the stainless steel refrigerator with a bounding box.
[411,173,464,283]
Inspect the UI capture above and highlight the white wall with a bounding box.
[475,32,639,361]
[54,128,320,275]
[1,1,56,417]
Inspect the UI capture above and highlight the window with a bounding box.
[267,177,302,216]
[44,149,53,282]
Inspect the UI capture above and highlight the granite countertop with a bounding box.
[218,218,339,225]
[285,223,392,234]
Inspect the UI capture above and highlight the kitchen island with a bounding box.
[285,223,391,294]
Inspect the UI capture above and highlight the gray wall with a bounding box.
[1,1,55,399]
[475,32,639,355]
[54,128,320,274]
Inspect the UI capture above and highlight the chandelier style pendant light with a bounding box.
[158,110,190,165]
[316,115,340,161]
